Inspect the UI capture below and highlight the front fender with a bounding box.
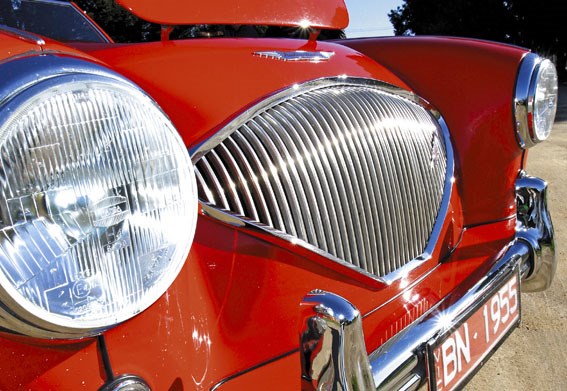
[339,36,528,228]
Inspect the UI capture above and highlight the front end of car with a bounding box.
[0,0,559,389]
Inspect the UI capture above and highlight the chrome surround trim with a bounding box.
[193,77,455,284]
[0,24,46,46]
[514,53,538,148]
[514,53,558,148]
[300,290,375,390]
[0,55,137,107]
[515,172,556,291]
[254,50,334,62]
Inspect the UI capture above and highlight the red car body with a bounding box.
[0,1,557,390]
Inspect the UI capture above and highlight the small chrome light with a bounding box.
[514,54,558,148]
[0,57,198,338]
[100,375,151,391]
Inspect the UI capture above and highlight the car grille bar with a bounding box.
[195,79,448,278]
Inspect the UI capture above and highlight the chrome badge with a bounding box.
[254,50,334,62]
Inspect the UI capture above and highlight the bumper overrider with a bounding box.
[299,172,555,391]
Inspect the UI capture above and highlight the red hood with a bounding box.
[80,38,408,150]
[116,0,349,29]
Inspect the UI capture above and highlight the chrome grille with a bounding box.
[195,80,448,277]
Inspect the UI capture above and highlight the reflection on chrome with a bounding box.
[253,51,335,62]
[435,312,455,334]
[300,290,375,390]
[515,172,556,291]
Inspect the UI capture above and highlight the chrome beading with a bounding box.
[194,78,451,279]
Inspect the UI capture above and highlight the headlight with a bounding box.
[0,57,197,338]
[514,54,558,148]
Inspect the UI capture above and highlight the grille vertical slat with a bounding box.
[239,123,296,235]
[222,137,261,222]
[279,102,344,258]
[309,92,369,267]
[195,82,448,278]
[348,93,395,273]
[268,108,329,250]
[295,96,357,260]
[230,131,278,228]
[332,96,381,273]
[316,91,378,271]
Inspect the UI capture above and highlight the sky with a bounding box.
[344,0,403,38]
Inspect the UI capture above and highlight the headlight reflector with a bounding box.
[0,63,197,337]
[515,54,558,148]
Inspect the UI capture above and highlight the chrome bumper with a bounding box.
[515,173,556,292]
[299,173,555,390]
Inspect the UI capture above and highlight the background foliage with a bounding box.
[75,0,160,42]
[389,0,567,78]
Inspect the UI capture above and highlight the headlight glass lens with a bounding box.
[0,76,197,336]
[532,59,558,141]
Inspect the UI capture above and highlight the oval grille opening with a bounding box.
[195,81,448,278]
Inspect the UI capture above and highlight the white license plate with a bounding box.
[427,272,520,390]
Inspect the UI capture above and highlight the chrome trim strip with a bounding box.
[193,77,454,283]
[0,24,46,46]
[300,290,376,390]
[515,172,556,291]
[369,240,526,389]
[254,50,334,62]
[376,355,419,391]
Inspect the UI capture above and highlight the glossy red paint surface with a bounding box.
[0,30,42,58]
[78,38,410,150]
[0,335,103,389]
[207,219,516,390]
[0,30,530,390]
[341,37,528,227]
[116,0,349,29]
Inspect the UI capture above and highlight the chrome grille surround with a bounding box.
[193,78,454,281]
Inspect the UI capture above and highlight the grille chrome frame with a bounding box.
[192,77,454,283]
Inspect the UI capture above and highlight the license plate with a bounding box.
[427,271,520,391]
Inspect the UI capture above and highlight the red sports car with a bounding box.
[0,0,558,390]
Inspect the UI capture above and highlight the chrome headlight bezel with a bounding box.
[0,55,198,339]
[514,53,558,148]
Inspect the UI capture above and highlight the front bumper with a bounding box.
[299,174,555,390]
